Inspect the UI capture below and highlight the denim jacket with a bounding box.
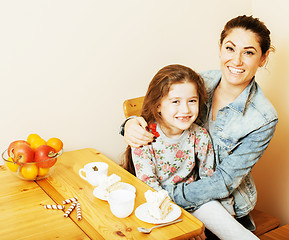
[163,70,278,217]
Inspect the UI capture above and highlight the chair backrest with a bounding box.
[123,96,145,118]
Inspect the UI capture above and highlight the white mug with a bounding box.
[108,189,136,218]
[79,162,108,186]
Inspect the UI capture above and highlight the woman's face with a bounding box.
[219,28,268,90]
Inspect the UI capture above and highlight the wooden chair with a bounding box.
[122,96,280,236]
[123,96,144,118]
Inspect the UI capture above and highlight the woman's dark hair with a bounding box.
[220,15,274,55]
[122,64,207,175]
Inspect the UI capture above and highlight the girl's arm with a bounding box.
[163,119,278,209]
[131,145,163,191]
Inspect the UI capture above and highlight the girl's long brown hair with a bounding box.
[121,64,207,175]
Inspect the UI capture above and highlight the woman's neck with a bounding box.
[211,80,248,121]
[217,79,248,99]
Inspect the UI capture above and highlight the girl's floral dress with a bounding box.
[131,123,215,191]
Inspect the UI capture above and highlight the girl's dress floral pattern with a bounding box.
[131,123,215,191]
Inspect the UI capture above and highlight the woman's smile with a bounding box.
[227,66,245,74]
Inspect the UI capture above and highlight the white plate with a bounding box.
[93,182,136,201]
[135,202,182,224]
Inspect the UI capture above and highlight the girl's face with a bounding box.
[219,28,268,90]
[157,82,199,138]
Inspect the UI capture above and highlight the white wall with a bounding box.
[0,0,251,163]
[252,0,289,226]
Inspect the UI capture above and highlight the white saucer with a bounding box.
[135,202,181,224]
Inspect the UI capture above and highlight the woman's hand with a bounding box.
[124,117,154,148]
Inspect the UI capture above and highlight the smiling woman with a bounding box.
[213,27,270,120]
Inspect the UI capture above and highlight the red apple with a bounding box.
[8,140,30,158]
[12,143,34,164]
[34,145,57,168]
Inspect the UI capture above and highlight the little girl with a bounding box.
[123,64,258,240]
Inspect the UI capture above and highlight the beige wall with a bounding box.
[1,0,288,225]
[0,0,251,161]
[252,0,289,226]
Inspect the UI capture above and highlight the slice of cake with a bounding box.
[98,174,121,192]
[96,174,123,199]
[106,181,125,193]
[102,174,121,190]
[144,189,173,220]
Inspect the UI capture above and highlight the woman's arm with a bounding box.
[123,117,154,148]
[163,119,278,210]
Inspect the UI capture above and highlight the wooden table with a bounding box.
[0,148,204,240]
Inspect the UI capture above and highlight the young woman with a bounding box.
[121,15,278,237]
[123,64,258,239]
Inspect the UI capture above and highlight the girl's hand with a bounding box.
[124,117,154,148]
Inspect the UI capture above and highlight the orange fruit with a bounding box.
[31,138,46,151]
[38,167,50,177]
[6,157,20,172]
[27,134,41,145]
[21,164,38,180]
[47,138,63,152]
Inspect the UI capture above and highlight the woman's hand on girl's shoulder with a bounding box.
[124,117,155,148]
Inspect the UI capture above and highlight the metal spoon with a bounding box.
[138,218,183,234]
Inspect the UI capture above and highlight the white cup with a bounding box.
[79,162,108,186]
[108,189,136,218]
